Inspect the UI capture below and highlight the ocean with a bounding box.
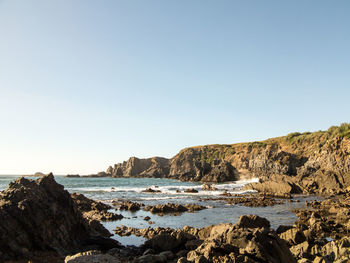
[0,175,315,246]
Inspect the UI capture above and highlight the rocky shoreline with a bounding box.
[0,174,349,262]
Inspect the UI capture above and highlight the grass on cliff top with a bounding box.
[179,123,350,158]
[285,123,350,143]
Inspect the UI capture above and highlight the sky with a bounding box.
[0,1,349,175]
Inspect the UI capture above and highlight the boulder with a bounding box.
[243,181,301,197]
[0,174,118,261]
[144,203,206,214]
[184,188,199,193]
[237,215,271,229]
[201,183,218,191]
[142,188,161,193]
[279,228,306,245]
[71,193,123,222]
[65,250,120,263]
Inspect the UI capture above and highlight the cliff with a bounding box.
[102,123,350,192]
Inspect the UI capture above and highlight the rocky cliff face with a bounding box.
[103,124,350,192]
[106,156,170,178]
[0,174,118,261]
[170,129,350,192]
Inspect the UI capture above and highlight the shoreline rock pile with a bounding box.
[0,174,120,262]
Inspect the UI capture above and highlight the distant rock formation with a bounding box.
[107,156,171,178]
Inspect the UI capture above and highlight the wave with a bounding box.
[68,177,259,197]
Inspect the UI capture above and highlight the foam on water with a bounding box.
[67,177,259,197]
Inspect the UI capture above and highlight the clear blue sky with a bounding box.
[0,1,349,174]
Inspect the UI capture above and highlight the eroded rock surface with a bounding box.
[144,203,206,214]
[71,193,123,221]
[116,215,296,263]
[0,174,119,261]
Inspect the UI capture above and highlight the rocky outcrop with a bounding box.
[144,203,206,214]
[225,195,284,207]
[71,193,123,221]
[0,174,119,261]
[116,215,296,263]
[243,179,302,198]
[201,183,218,191]
[113,200,144,211]
[108,157,170,178]
[169,157,239,182]
[277,190,350,262]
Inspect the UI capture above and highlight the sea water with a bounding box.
[0,175,314,246]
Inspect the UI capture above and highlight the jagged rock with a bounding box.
[71,193,123,222]
[170,156,238,183]
[111,157,170,178]
[186,215,295,263]
[106,166,114,175]
[0,174,118,261]
[133,253,167,263]
[142,188,161,193]
[237,214,271,228]
[116,215,295,263]
[243,180,301,198]
[144,203,206,214]
[66,174,81,178]
[225,195,284,207]
[65,250,121,263]
[290,241,309,259]
[279,228,306,245]
[201,183,218,191]
[113,200,143,211]
[184,188,199,193]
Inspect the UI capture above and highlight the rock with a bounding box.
[142,188,161,193]
[279,228,306,245]
[170,156,238,183]
[86,172,109,177]
[144,230,194,252]
[106,166,114,175]
[201,183,218,191]
[117,215,296,263]
[243,181,301,198]
[110,157,171,178]
[177,257,189,263]
[142,248,154,255]
[194,255,208,263]
[276,225,294,234]
[184,188,198,193]
[237,215,270,228]
[185,215,295,263]
[134,254,167,263]
[185,239,203,250]
[159,250,174,260]
[290,241,309,258]
[65,250,120,263]
[66,174,81,178]
[225,195,284,207]
[113,200,142,211]
[144,203,206,214]
[0,174,118,261]
[71,193,123,222]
